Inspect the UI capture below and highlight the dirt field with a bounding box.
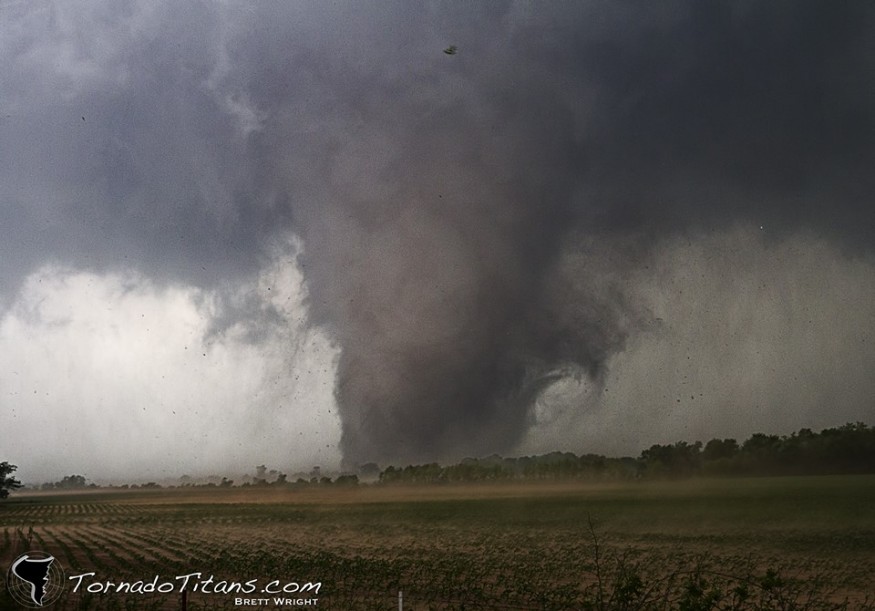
[2,476,874,610]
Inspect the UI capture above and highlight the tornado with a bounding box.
[1,1,873,471]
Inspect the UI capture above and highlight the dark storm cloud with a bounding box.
[2,1,873,467]
[0,1,284,301]
[571,1,875,243]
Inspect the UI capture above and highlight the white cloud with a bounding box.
[0,251,341,484]
[516,227,875,457]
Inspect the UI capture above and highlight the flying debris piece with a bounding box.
[443,45,457,55]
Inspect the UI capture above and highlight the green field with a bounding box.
[2,475,874,610]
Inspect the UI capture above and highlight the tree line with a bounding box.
[379,422,875,483]
[4,423,875,497]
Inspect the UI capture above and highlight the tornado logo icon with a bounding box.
[6,552,65,608]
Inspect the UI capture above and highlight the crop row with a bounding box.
[3,494,873,610]
[35,526,859,610]
[3,502,140,517]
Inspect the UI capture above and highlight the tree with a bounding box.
[1,462,23,499]
[335,474,359,486]
[56,475,87,489]
[702,438,739,462]
[639,441,702,478]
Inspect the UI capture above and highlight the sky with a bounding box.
[1,1,874,483]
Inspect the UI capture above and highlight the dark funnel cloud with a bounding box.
[2,1,873,468]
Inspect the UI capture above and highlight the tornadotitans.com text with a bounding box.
[68,572,321,596]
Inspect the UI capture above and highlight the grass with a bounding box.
[1,475,873,610]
